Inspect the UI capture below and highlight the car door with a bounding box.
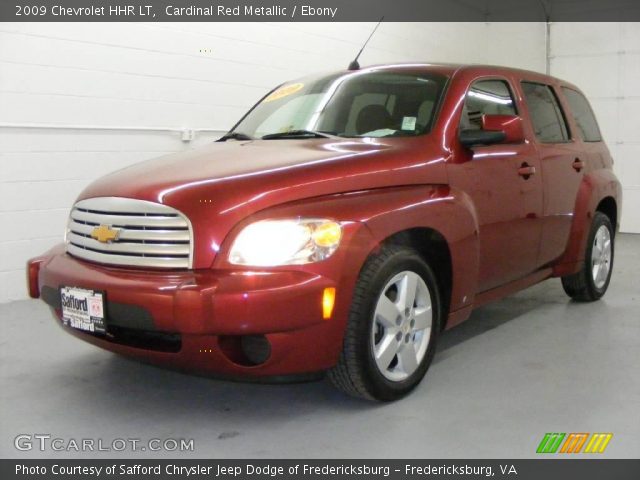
[447,77,544,292]
[520,81,585,266]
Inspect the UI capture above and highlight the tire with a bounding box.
[328,245,442,401]
[561,211,614,302]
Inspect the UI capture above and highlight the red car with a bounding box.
[28,64,621,401]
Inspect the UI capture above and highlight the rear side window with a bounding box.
[521,82,569,143]
[461,79,517,130]
[562,87,602,142]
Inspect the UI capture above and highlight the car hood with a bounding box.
[79,137,447,268]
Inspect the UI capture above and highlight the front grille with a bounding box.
[65,197,193,269]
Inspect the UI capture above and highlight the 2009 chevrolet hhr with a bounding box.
[28,64,621,401]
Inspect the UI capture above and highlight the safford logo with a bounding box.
[91,225,120,243]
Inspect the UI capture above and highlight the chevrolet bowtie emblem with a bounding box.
[91,225,120,243]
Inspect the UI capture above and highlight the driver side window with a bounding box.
[461,79,517,130]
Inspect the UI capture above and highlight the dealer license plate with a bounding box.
[60,286,106,334]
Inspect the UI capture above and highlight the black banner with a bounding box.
[2,460,640,480]
[2,0,640,22]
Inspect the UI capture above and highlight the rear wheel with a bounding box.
[561,211,614,302]
[328,245,441,401]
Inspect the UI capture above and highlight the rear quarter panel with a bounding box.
[553,168,622,276]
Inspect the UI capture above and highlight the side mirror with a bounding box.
[458,114,525,148]
[459,129,506,147]
[482,114,525,144]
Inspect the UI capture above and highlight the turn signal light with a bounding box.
[322,287,336,319]
[312,221,342,247]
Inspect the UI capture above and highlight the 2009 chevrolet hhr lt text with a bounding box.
[28,64,621,400]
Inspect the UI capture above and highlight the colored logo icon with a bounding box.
[537,433,612,454]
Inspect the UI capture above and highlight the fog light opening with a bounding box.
[322,287,336,320]
[240,335,272,366]
[218,335,271,366]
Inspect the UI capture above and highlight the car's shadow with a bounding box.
[436,279,565,355]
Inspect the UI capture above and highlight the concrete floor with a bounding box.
[1,234,639,459]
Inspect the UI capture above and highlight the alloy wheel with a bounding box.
[370,271,432,382]
[591,225,612,289]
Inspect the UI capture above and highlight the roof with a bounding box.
[358,62,579,90]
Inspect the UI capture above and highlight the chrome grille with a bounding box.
[65,197,193,269]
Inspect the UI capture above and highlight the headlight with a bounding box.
[228,219,342,266]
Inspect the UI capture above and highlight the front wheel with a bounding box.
[561,211,614,302]
[328,245,442,401]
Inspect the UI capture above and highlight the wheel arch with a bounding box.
[377,228,453,330]
[356,186,480,329]
[596,196,618,234]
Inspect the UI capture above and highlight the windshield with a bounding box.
[229,70,448,139]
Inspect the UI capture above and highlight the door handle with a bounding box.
[572,158,585,172]
[517,162,536,180]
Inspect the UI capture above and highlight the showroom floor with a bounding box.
[1,234,638,459]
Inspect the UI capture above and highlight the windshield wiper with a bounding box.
[261,129,336,140]
[218,131,254,142]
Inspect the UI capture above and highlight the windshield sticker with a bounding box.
[264,83,304,102]
[363,128,397,137]
[401,116,417,131]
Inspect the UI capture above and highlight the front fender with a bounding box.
[554,169,622,276]
[216,185,479,320]
[211,185,479,362]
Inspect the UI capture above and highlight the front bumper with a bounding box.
[28,245,349,378]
